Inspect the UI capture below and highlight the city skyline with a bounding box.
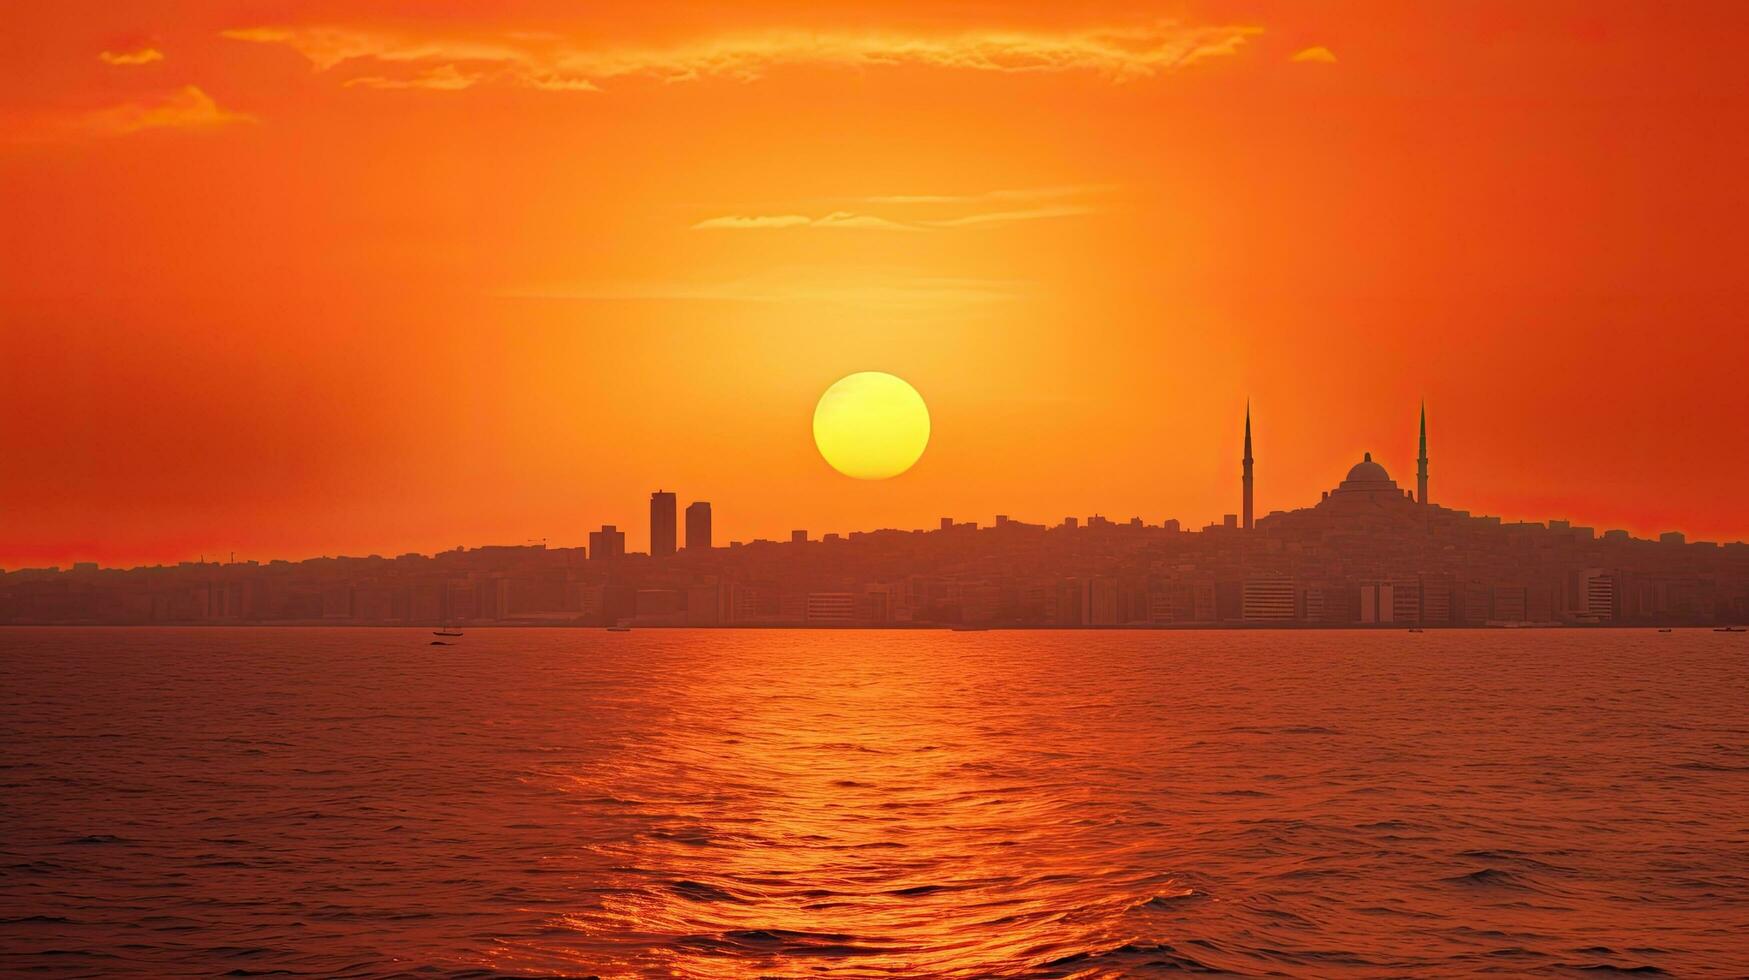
[13,399,1737,575]
[8,420,1741,627]
[10,400,1735,602]
[6,398,1736,569]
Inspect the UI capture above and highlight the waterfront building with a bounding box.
[589,525,625,561]
[1241,577,1295,622]
[805,592,856,624]
[685,501,711,551]
[650,490,678,557]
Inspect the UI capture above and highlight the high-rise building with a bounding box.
[1080,577,1121,626]
[1576,568,1615,621]
[1417,401,1430,505]
[684,501,711,551]
[1391,579,1423,623]
[805,592,857,625]
[791,529,808,544]
[650,490,677,557]
[1242,402,1255,530]
[1359,582,1396,623]
[588,525,625,561]
[1242,577,1296,621]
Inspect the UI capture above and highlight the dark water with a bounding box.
[2,628,1746,978]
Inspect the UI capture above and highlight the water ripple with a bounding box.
[1,626,1746,977]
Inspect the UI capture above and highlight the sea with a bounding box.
[2,627,1746,978]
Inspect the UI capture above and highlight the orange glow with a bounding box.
[3,2,1748,566]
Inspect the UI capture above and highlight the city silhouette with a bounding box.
[6,404,1743,627]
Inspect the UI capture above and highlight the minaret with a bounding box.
[1242,402,1254,530]
[1416,401,1429,506]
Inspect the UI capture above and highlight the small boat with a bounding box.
[432,630,463,637]
[1658,628,1673,633]
[606,626,632,632]
[1408,628,1424,633]
[1716,627,1746,633]
[430,640,453,646]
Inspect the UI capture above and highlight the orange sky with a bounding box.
[3,1,1747,567]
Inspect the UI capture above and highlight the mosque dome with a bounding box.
[1345,452,1391,484]
[1326,451,1402,499]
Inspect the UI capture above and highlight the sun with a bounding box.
[813,372,931,480]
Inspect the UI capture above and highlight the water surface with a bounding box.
[2,627,1746,976]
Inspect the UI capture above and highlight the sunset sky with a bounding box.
[3,1,1747,567]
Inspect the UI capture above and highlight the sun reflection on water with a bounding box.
[533,636,1174,977]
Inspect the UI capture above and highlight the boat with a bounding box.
[430,640,453,646]
[1408,628,1424,633]
[432,630,463,637]
[606,626,632,632]
[1658,628,1673,633]
[1716,627,1746,633]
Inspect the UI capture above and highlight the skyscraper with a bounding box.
[588,525,625,561]
[1417,402,1429,506]
[1241,402,1255,531]
[685,501,711,551]
[650,490,677,557]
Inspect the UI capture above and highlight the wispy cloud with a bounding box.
[813,212,917,231]
[99,47,165,66]
[77,86,253,137]
[219,26,524,72]
[692,211,917,231]
[221,21,1262,93]
[691,186,1107,232]
[1290,46,1338,64]
[924,205,1095,227]
[505,272,1023,310]
[861,184,1113,205]
[692,214,814,230]
[345,64,481,90]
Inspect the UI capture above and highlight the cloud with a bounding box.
[692,212,916,231]
[78,86,254,136]
[1290,46,1338,64]
[503,273,1022,310]
[690,186,1111,232]
[923,205,1095,227]
[345,64,480,90]
[525,75,602,93]
[691,202,1097,232]
[811,212,917,231]
[222,21,1262,92]
[691,214,815,230]
[862,184,1113,205]
[99,48,165,66]
[219,26,524,72]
